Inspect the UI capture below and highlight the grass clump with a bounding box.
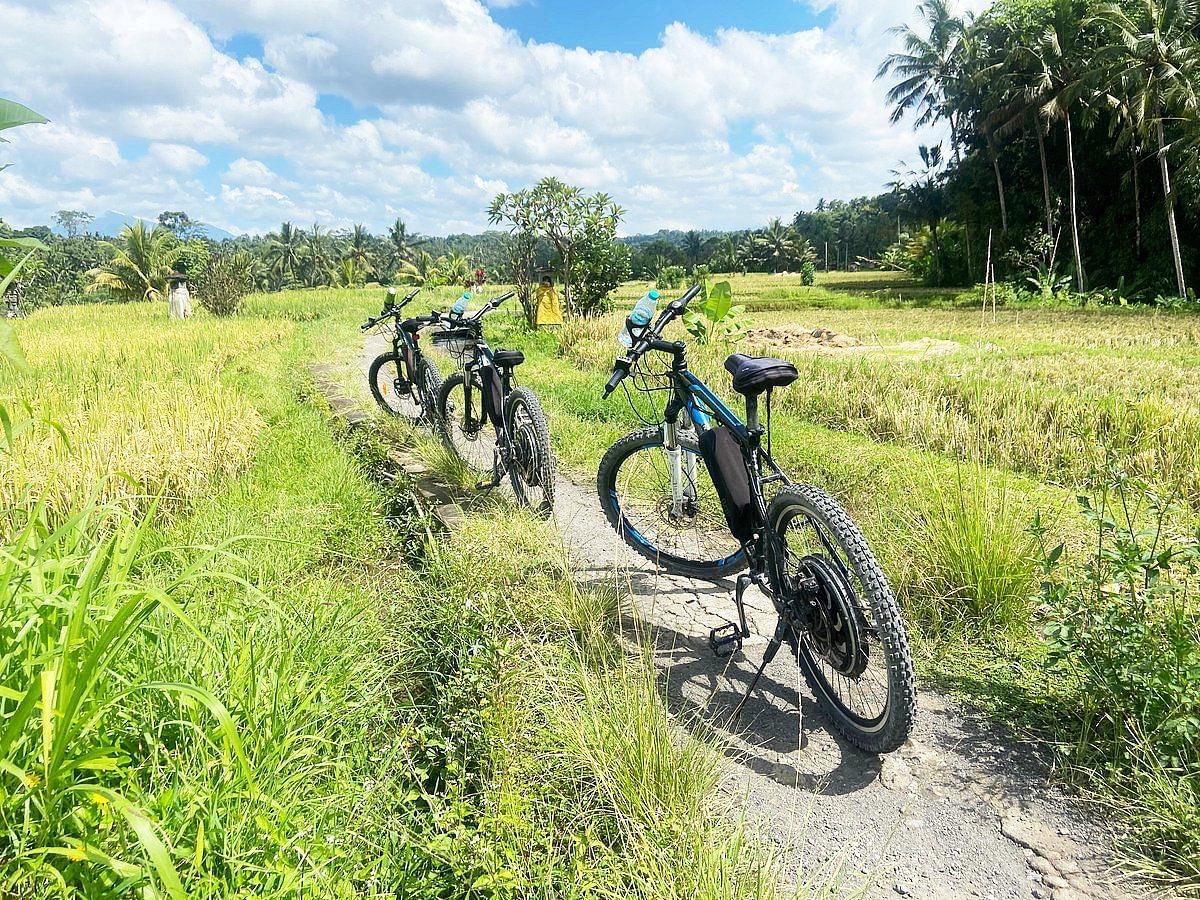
[397,508,778,899]
[903,464,1039,632]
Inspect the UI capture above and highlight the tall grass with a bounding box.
[902,464,1039,631]
[405,507,780,899]
[0,500,246,896]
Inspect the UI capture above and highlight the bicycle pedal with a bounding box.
[709,623,743,658]
[474,475,502,491]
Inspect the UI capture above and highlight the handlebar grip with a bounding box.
[604,360,632,397]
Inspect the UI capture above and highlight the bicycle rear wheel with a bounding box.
[597,426,747,579]
[504,387,555,518]
[767,485,916,753]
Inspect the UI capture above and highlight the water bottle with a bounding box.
[450,291,471,318]
[619,290,660,348]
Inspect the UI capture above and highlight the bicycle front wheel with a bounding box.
[597,426,747,579]
[767,485,916,753]
[437,372,495,475]
[368,352,424,421]
[504,387,556,518]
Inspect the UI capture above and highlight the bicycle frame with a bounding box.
[651,340,792,552]
[451,334,521,477]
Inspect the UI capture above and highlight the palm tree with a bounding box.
[878,0,967,157]
[332,256,367,288]
[958,22,1010,231]
[302,223,332,287]
[1095,0,1199,297]
[386,217,422,268]
[683,230,703,268]
[1020,0,1093,290]
[85,222,181,302]
[346,223,375,273]
[891,145,949,284]
[750,219,794,273]
[265,222,304,288]
[712,235,739,273]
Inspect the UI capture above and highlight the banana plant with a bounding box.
[684,279,748,345]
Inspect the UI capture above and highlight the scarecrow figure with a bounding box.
[167,271,192,320]
[534,269,563,327]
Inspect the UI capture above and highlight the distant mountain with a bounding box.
[53,211,237,241]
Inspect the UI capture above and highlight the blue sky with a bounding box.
[492,0,832,53]
[0,0,975,236]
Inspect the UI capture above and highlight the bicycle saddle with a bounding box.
[493,349,525,369]
[724,353,799,396]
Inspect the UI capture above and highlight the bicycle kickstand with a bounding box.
[731,617,786,721]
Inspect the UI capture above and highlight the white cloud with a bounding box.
[0,0,983,235]
[148,143,208,172]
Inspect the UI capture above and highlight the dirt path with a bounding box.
[361,334,1146,900]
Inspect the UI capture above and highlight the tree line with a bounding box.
[879,0,1199,299]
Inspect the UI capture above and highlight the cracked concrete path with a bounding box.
[362,333,1151,900]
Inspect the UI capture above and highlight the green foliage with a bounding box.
[1038,467,1200,881]
[877,0,1200,297]
[86,223,184,303]
[491,178,626,317]
[656,264,687,290]
[572,229,631,318]
[0,498,247,895]
[196,251,252,316]
[684,280,748,345]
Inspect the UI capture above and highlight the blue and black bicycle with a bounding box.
[598,285,916,753]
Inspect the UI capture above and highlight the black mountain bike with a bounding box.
[362,288,445,426]
[433,291,556,517]
[598,285,916,753]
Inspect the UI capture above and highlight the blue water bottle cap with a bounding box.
[648,290,660,300]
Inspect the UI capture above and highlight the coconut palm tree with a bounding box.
[1094,0,1200,297]
[345,223,375,274]
[86,222,182,302]
[753,219,813,273]
[265,222,304,288]
[1020,0,1094,290]
[878,0,967,157]
[302,223,332,287]
[891,145,950,284]
[683,230,703,268]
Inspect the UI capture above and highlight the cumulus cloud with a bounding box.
[0,0,982,234]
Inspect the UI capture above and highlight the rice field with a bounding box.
[0,292,777,898]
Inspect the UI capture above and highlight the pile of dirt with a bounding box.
[745,325,961,358]
[747,326,864,349]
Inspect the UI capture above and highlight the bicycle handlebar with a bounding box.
[602,284,702,396]
[458,290,516,325]
[361,287,421,330]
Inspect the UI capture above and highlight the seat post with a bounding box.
[745,393,761,433]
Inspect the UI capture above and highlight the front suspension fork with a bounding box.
[662,421,698,518]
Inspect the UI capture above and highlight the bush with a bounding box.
[571,234,630,318]
[197,252,252,316]
[656,265,686,290]
[800,259,816,286]
[1038,468,1200,881]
